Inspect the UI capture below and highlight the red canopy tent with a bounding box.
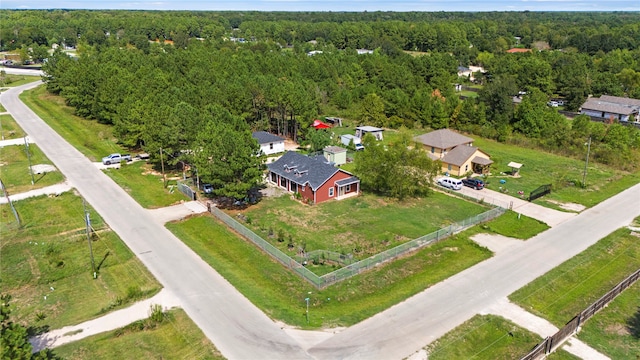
[312,120,332,129]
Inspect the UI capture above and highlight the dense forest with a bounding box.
[2,10,639,198]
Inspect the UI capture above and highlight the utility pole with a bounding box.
[83,199,97,279]
[24,137,35,185]
[160,147,167,188]
[0,178,21,227]
[582,136,591,188]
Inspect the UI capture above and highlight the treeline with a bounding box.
[28,10,640,197]
[2,10,640,55]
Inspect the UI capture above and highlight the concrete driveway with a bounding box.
[438,178,578,227]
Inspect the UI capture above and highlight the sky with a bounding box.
[2,0,639,12]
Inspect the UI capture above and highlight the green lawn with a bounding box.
[0,143,65,194]
[0,74,42,88]
[464,209,549,240]
[576,280,640,359]
[0,193,161,330]
[473,137,640,208]
[103,161,188,208]
[0,113,26,139]
[54,309,224,360]
[167,213,500,328]
[231,192,489,261]
[19,86,124,161]
[509,227,640,356]
[426,314,576,360]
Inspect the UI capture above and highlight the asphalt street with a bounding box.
[3,80,640,360]
[1,81,312,360]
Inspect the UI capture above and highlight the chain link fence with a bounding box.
[210,205,505,289]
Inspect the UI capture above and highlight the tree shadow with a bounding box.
[627,306,640,338]
[27,324,50,337]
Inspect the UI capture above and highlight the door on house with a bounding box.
[291,182,298,193]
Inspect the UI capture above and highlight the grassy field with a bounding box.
[0,143,65,193]
[473,137,640,208]
[103,161,188,208]
[425,314,576,360]
[509,227,640,356]
[167,212,512,328]
[0,113,26,138]
[55,309,224,360]
[19,86,124,161]
[464,209,549,240]
[0,73,41,88]
[230,192,489,262]
[331,125,639,210]
[575,280,640,359]
[0,193,161,330]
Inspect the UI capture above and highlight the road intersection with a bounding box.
[3,81,639,359]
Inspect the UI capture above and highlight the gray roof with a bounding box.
[442,145,479,166]
[356,126,384,132]
[324,146,347,154]
[472,156,493,166]
[581,96,640,116]
[252,131,285,144]
[581,99,636,115]
[335,176,360,186]
[414,129,473,149]
[598,95,640,107]
[268,151,351,191]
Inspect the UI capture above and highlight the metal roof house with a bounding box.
[580,95,640,123]
[267,151,359,204]
[414,129,492,176]
[252,131,285,156]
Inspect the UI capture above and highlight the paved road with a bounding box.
[4,81,640,360]
[308,181,640,359]
[1,81,312,360]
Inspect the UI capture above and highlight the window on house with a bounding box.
[465,164,468,172]
[431,147,435,154]
[346,184,351,192]
[448,164,452,171]
[329,187,334,197]
[269,143,274,150]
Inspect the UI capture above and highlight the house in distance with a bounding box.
[414,129,493,176]
[252,131,285,156]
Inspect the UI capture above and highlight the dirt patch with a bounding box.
[284,139,300,151]
[545,199,586,212]
[605,323,630,336]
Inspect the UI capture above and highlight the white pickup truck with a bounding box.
[102,153,132,165]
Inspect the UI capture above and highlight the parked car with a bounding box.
[102,153,131,165]
[462,178,485,190]
[355,143,365,151]
[202,183,214,194]
[437,177,463,190]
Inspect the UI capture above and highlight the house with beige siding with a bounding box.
[414,129,493,176]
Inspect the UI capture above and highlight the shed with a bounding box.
[323,146,347,166]
[355,126,384,141]
[507,161,523,176]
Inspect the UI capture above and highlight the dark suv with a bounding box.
[461,178,484,190]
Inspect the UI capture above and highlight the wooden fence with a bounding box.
[520,268,640,360]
